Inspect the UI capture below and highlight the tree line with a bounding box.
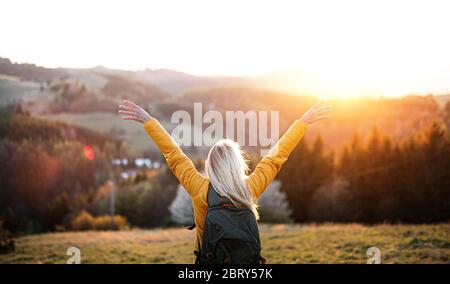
[279,122,450,223]
[0,105,449,239]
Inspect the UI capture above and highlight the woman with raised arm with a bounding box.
[119,99,331,264]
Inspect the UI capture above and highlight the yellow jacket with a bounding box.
[144,118,308,250]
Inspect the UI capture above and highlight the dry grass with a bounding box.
[1,223,448,264]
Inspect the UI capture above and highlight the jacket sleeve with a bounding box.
[247,119,308,198]
[144,118,208,197]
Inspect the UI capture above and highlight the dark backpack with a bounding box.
[193,183,265,264]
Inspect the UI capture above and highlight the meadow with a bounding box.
[1,223,448,264]
[39,112,157,152]
[0,76,40,106]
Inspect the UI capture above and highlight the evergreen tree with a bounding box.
[279,135,333,222]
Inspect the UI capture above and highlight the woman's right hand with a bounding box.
[299,100,332,124]
[118,100,153,124]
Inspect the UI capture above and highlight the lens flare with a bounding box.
[84,145,94,160]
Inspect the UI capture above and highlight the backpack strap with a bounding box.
[188,183,242,232]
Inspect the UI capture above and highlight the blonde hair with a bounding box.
[205,139,259,219]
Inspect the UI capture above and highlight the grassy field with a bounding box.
[40,112,156,152]
[1,224,448,264]
[0,76,41,106]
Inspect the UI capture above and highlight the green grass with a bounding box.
[1,224,448,264]
[0,76,41,106]
[40,112,158,153]
[40,112,205,155]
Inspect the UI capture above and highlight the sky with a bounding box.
[1,0,450,97]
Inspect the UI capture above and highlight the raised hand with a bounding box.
[118,100,152,124]
[299,100,332,124]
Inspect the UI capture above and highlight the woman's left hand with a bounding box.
[118,100,152,124]
[299,100,332,124]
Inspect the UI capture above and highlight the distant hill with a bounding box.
[1,56,448,154]
[0,108,115,147]
[0,57,67,82]
[0,57,173,115]
[0,75,41,106]
[167,87,444,153]
[135,69,250,94]
[433,94,450,109]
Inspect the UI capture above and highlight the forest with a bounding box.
[0,103,449,239]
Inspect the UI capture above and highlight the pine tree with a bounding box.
[279,135,334,222]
